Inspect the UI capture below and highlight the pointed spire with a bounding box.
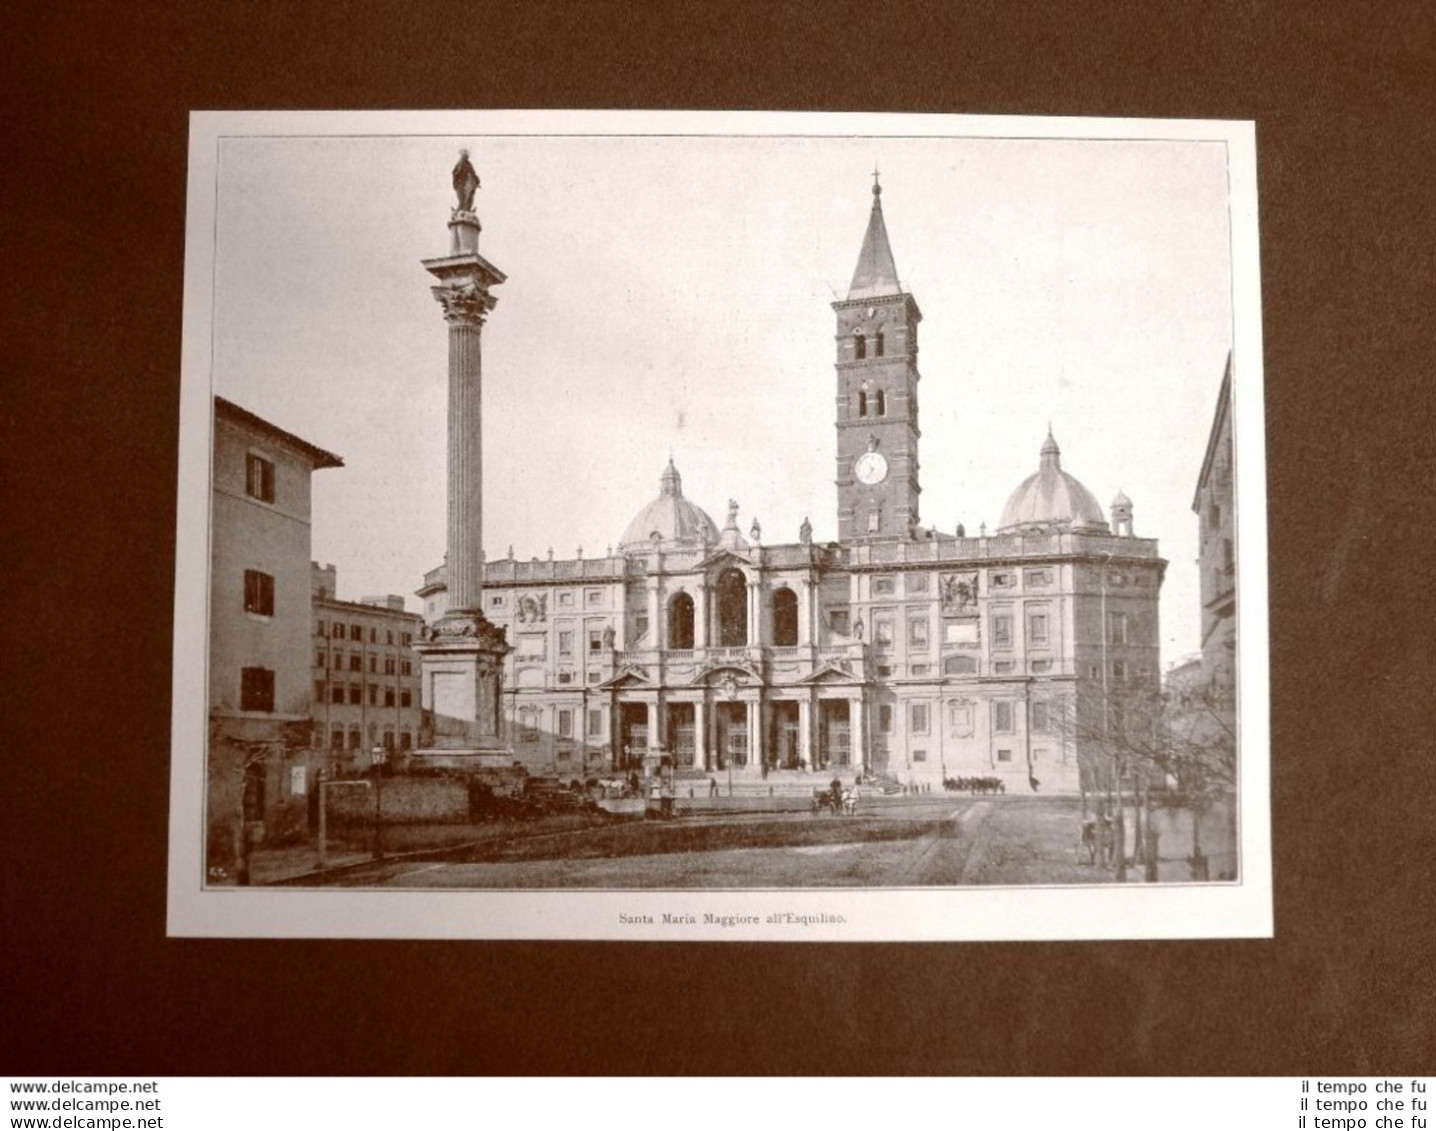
[1040,426,1061,470]
[659,456,682,498]
[847,174,902,300]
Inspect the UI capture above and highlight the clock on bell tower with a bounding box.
[833,174,922,541]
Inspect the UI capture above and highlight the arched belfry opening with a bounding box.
[875,328,885,357]
[853,330,866,360]
[668,591,695,650]
[772,587,799,647]
[716,568,747,647]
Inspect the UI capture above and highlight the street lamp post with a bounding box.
[722,674,739,798]
[371,744,386,860]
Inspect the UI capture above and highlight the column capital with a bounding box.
[432,283,495,327]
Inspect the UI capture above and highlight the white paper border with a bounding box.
[168,110,1270,940]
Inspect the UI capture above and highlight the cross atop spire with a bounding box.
[848,173,901,300]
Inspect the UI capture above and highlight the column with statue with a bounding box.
[413,150,514,767]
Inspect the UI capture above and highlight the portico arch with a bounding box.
[715,568,747,647]
[668,591,695,649]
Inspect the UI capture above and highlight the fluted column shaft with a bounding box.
[447,320,484,611]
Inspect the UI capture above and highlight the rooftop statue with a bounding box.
[452,149,481,213]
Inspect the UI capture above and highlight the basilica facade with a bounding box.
[416,181,1165,792]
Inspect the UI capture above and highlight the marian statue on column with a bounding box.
[453,149,481,213]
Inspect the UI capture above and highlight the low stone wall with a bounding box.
[326,777,470,825]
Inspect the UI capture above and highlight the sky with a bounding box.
[211,129,1234,664]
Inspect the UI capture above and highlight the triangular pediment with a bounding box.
[694,549,752,572]
[598,667,655,690]
[798,662,864,686]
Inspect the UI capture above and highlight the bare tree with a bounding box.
[1052,678,1236,880]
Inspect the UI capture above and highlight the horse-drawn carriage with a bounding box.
[811,787,858,816]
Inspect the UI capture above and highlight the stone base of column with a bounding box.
[408,608,514,770]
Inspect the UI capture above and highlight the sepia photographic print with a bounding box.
[168,111,1269,940]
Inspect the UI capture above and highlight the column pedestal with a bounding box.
[411,608,512,769]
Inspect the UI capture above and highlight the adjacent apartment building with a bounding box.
[207,397,342,877]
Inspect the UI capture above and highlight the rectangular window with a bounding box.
[829,609,850,636]
[239,667,274,712]
[385,630,394,645]
[245,453,275,503]
[990,571,1014,590]
[316,651,325,668]
[908,617,929,650]
[587,671,601,684]
[906,573,930,594]
[996,748,1012,763]
[401,659,412,676]
[349,624,361,641]
[879,704,893,733]
[1023,568,1052,587]
[1032,701,1049,731]
[1108,612,1128,644]
[910,663,930,676]
[1031,659,1052,673]
[588,629,603,652]
[1112,660,1127,682]
[559,630,574,656]
[910,703,929,734]
[913,749,927,762]
[992,614,1012,648]
[401,632,413,647]
[559,592,574,607]
[874,618,894,649]
[384,656,396,675]
[993,660,1014,674]
[349,655,361,672]
[369,628,377,643]
[586,589,603,607]
[367,685,377,706]
[384,689,395,708]
[558,710,573,739]
[316,619,327,637]
[1028,612,1049,645]
[314,680,325,702]
[368,655,377,673]
[330,728,344,750]
[332,623,344,638]
[490,595,504,608]
[872,576,896,596]
[330,685,344,705]
[994,701,1014,734]
[588,709,603,737]
[400,690,412,708]
[243,570,275,616]
[634,612,649,640]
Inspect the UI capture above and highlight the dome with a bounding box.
[997,429,1110,534]
[618,459,719,554]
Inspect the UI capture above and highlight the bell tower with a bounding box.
[833,173,922,541]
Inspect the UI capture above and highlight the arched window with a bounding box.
[853,331,866,360]
[772,587,799,647]
[668,591,695,649]
[857,390,868,417]
[874,389,886,416]
[716,568,748,647]
[875,328,885,357]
